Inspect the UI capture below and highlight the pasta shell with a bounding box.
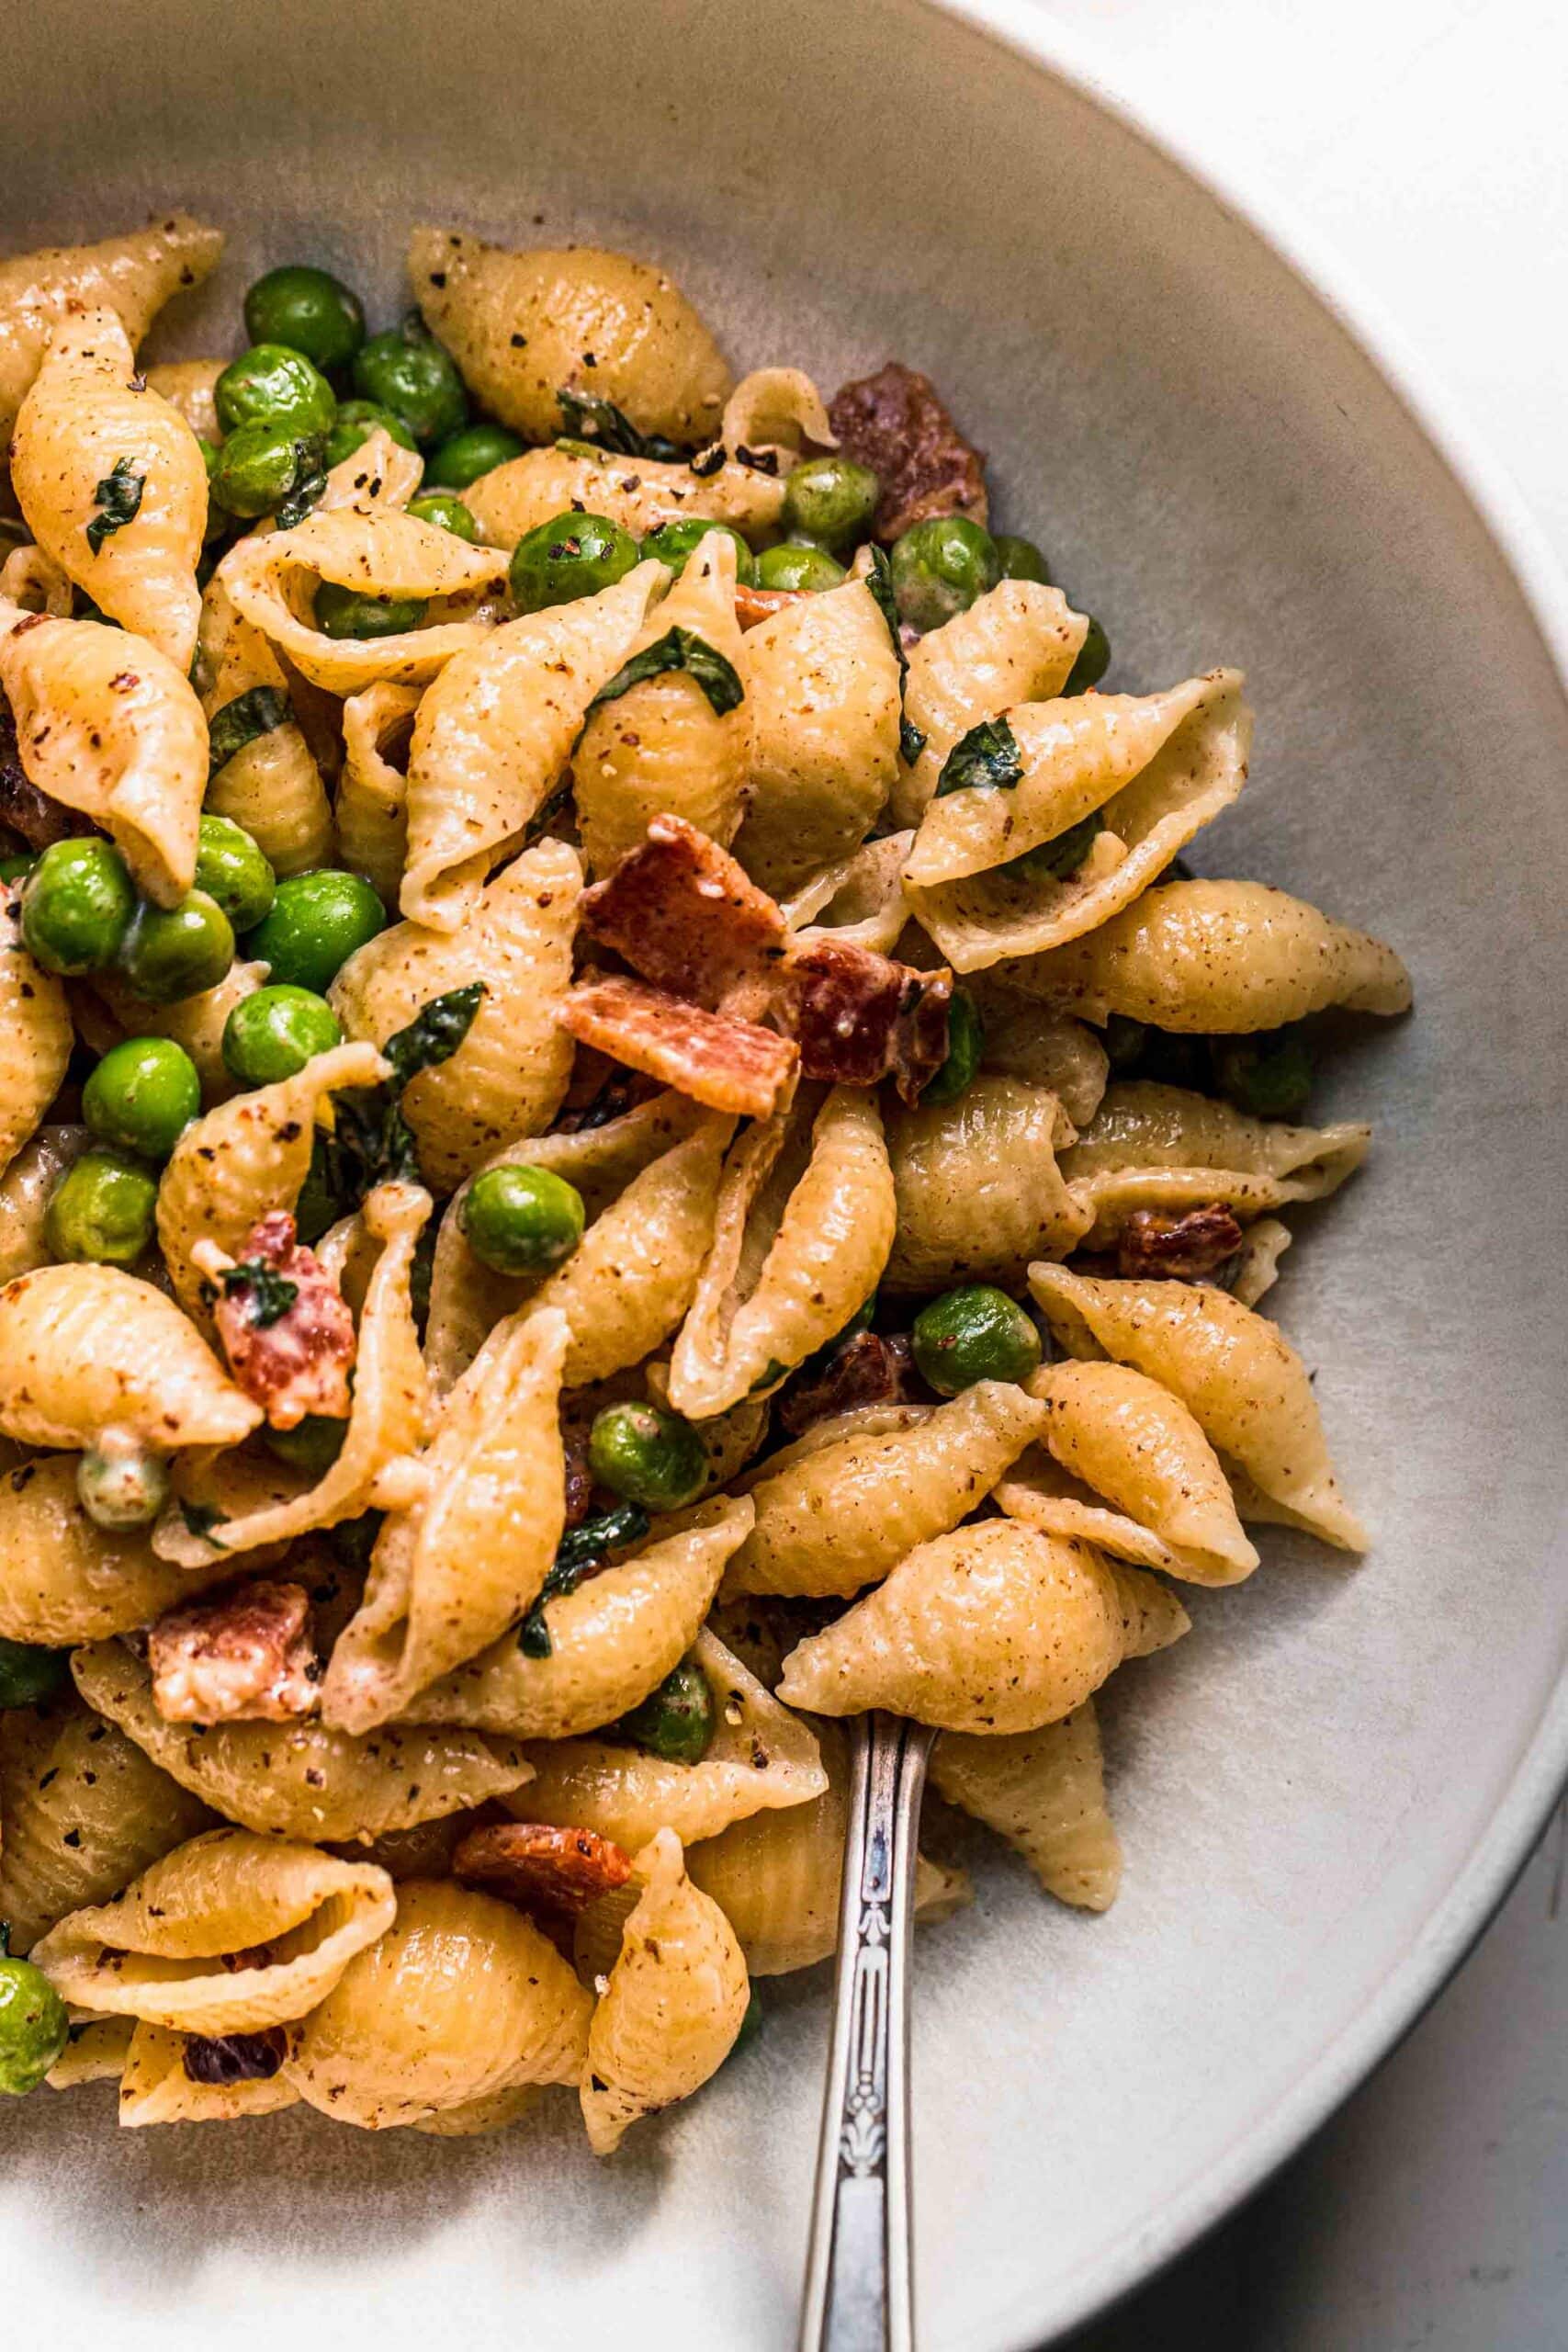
[1004,876,1413,1031]
[580,1828,749,2156]
[0,1451,232,1645]
[13,306,206,670]
[409,228,732,446]
[0,1702,213,1953]
[0,1125,89,1283]
[30,1826,396,2033]
[894,579,1088,829]
[116,2019,300,2127]
[718,368,834,460]
[72,1641,535,1841]
[286,1876,592,2128]
[0,214,222,438]
[465,443,784,550]
[400,560,663,928]
[930,1702,1121,1911]
[0,895,72,1175]
[0,606,208,904]
[142,357,223,442]
[735,573,900,895]
[513,1626,826,1850]
[96,957,268,1108]
[338,682,421,905]
[725,1378,1048,1599]
[1029,1262,1367,1550]
[47,2015,135,2090]
[968,981,1109,1128]
[406,1495,754,1739]
[883,1075,1090,1290]
[776,1520,1189,1732]
[330,838,580,1190]
[573,534,749,876]
[1062,1080,1370,1243]
[783,830,914,957]
[0,1262,260,1451]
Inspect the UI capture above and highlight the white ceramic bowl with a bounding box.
[6,4,1567,2346]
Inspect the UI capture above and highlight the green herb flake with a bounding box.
[221,1261,299,1327]
[274,436,329,529]
[85,458,145,556]
[321,983,487,1204]
[517,1503,650,1657]
[935,716,1024,797]
[556,388,684,463]
[900,716,927,765]
[1002,811,1103,884]
[179,1499,230,1546]
[207,684,290,777]
[581,627,744,731]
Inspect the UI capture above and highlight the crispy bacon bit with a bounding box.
[453,1823,633,1921]
[735,581,809,631]
[1115,1204,1246,1283]
[784,936,952,1104]
[561,974,799,1119]
[779,1329,919,1435]
[580,815,787,1010]
[0,702,84,851]
[563,1436,592,1530]
[828,362,988,543]
[183,2028,288,2086]
[212,1210,356,1430]
[147,1578,319,1724]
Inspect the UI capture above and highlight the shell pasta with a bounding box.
[0,208,1406,2156]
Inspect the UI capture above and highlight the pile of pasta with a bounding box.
[0,214,1410,2148]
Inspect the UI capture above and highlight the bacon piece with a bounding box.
[147,1578,319,1724]
[735,581,810,631]
[779,1329,919,1436]
[580,814,787,1011]
[828,362,988,542]
[783,936,951,1104]
[453,1823,633,1921]
[561,974,798,1119]
[1115,1204,1246,1283]
[183,2028,288,2086]
[212,1209,356,1430]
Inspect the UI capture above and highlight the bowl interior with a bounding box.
[5,3,1568,2346]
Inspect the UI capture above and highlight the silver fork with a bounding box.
[797,1711,936,2352]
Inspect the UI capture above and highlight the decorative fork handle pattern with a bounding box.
[798,1712,935,2352]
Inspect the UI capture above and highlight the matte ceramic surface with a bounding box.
[5,4,1566,2347]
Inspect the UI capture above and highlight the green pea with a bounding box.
[405,491,477,541]
[20,837,135,976]
[1138,1028,1211,1091]
[244,870,387,994]
[911,1283,1041,1396]
[1002,811,1103,884]
[44,1147,157,1266]
[312,582,428,640]
[1213,1034,1314,1121]
[993,534,1049,584]
[1063,615,1110,695]
[921,985,985,1106]
[209,421,323,521]
[222,984,343,1086]
[641,518,757,585]
[423,422,525,488]
[782,455,880,549]
[889,515,1000,631]
[459,1163,585,1276]
[243,265,366,375]
[194,813,276,932]
[82,1035,200,1159]
[265,1414,348,1475]
[1101,1013,1148,1074]
[215,344,336,438]
[0,1638,68,1710]
[588,1402,707,1514]
[117,889,234,1005]
[322,400,420,469]
[75,1432,169,1530]
[754,541,846,593]
[0,1925,70,2097]
[352,316,468,447]
[618,1656,716,1765]
[0,853,36,884]
[509,511,640,614]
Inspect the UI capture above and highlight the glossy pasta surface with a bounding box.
[0,209,1406,2158]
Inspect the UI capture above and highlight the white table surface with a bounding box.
[1024,2,1568,2344]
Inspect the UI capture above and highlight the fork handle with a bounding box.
[798,1712,935,2352]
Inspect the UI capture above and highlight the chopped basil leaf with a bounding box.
[900,716,928,765]
[749,1357,789,1395]
[582,627,744,729]
[321,983,486,1202]
[221,1261,299,1327]
[208,684,290,777]
[1002,811,1102,883]
[274,436,328,529]
[556,389,684,463]
[383,980,485,1091]
[517,1504,650,1657]
[868,545,928,763]
[85,458,145,555]
[935,716,1024,797]
[179,1499,229,1545]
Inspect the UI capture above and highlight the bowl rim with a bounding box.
[913,4,1568,2341]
